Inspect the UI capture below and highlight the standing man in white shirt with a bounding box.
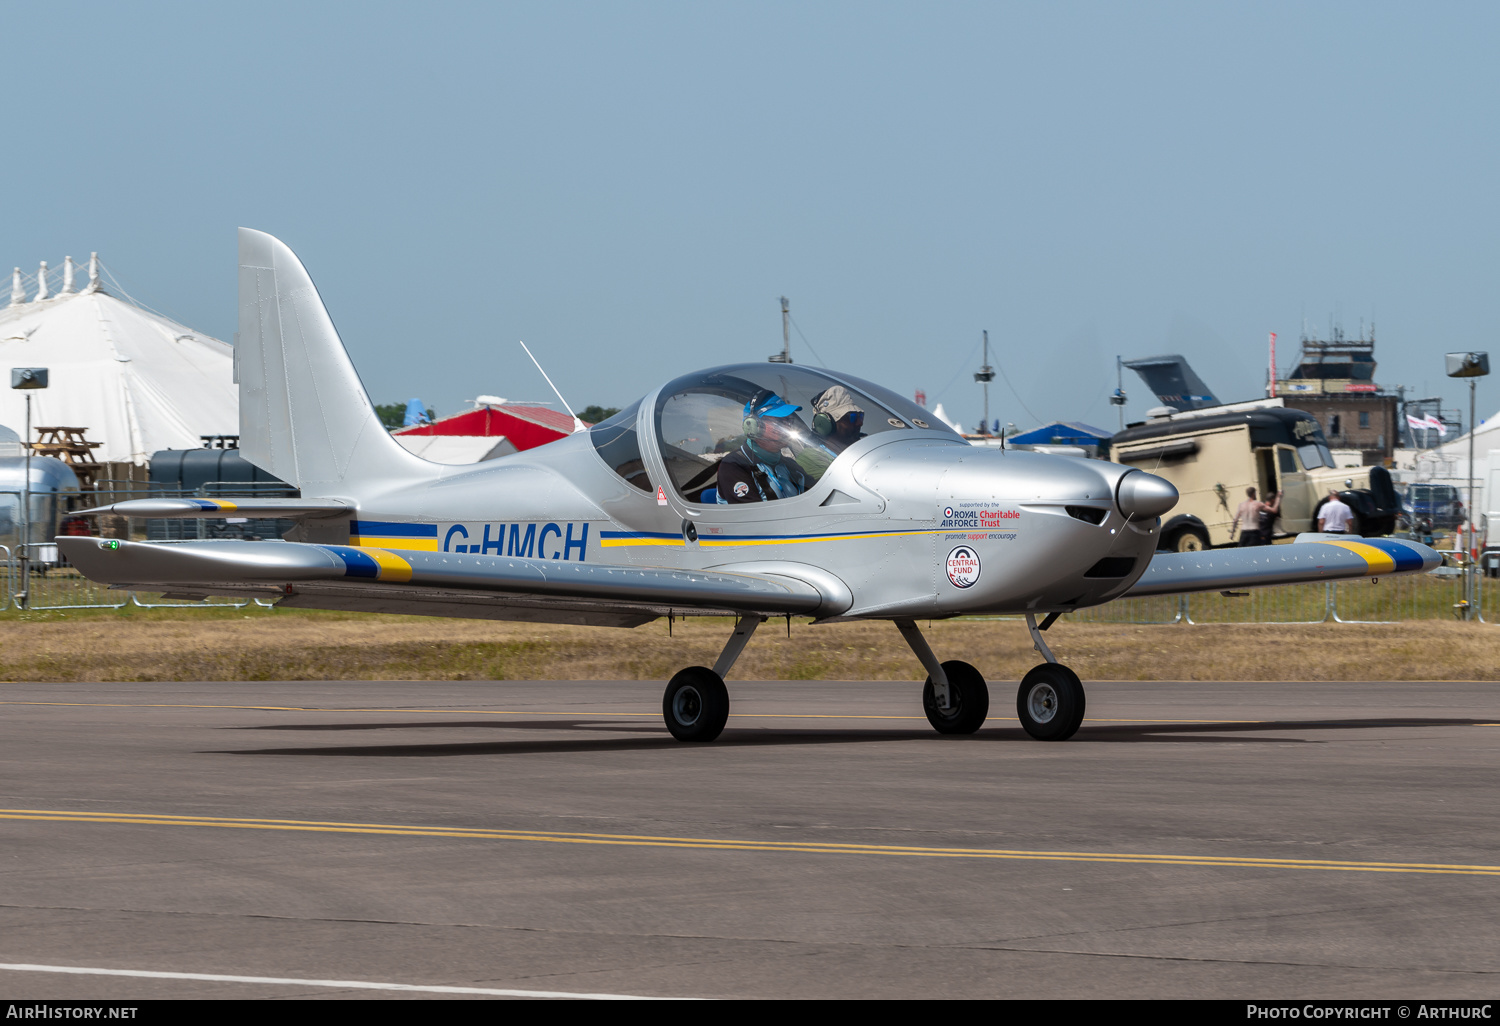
[1318,489,1356,534]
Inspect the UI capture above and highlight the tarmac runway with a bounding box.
[0,677,1497,1000]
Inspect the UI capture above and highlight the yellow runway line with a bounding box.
[3,808,1497,877]
[0,701,902,720]
[0,701,661,716]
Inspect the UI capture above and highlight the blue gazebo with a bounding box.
[1008,421,1113,453]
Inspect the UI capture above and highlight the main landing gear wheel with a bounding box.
[922,660,990,735]
[1016,663,1086,741]
[663,666,730,742]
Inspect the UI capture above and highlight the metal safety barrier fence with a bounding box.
[2,490,1498,622]
[2,544,274,611]
[1068,566,1487,625]
[1481,569,1500,624]
[0,482,289,612]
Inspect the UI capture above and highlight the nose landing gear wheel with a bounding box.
[663,666,730,742]
[1016,663,1085,741]
[922,660,990,735]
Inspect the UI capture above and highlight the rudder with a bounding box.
[237,228,429,493]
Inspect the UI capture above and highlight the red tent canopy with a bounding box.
[394,405,574,452]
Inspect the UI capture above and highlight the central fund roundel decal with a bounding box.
[946,545,981,589]
[943,507,955,519]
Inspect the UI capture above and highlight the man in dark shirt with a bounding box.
[718,390,817,503]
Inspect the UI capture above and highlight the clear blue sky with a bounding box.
[5,1,1496,431]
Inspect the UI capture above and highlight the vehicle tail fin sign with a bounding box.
[237,228,428,494]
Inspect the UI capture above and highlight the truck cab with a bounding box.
[1110,406,1399,551]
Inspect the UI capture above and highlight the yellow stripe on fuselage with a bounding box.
[1323,540,1397,574]
[697,529,961,548]
[350,538,441,552]
[599,538,684,547]
[206,500,238,511]
[363,549,414,582]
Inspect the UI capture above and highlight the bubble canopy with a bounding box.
[645,364,953,504]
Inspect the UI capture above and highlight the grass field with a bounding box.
[1,603,1497,683]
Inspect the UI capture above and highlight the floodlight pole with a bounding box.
[19,393,29,607]
[974,331,995,435]
[1468,375,1476,601]
[769,297,792,363]
[1111,354,1128,431]
[1445,351,1488,620]
[11,366,49,607]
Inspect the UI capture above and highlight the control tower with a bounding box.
[1273,326,1398,465]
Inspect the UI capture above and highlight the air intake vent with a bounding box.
[1065,505,1107,525]
[1084,556,1136,578]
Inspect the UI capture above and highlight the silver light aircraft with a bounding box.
[61,230,1442,743]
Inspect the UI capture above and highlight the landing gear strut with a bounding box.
[662,614,761,742]
[893,614,1086,741]
[1017,613,1086,741]
[896,619,990,734]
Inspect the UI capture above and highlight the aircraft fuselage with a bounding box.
[324,413,1167,620]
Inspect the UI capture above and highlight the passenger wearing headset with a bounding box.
[809,385,866,453]
[781,384,869,482]
[717,389,826,503]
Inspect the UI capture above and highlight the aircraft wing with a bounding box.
[56,538,831,629]
[1123,537,1442,597]
[75,498,352,519]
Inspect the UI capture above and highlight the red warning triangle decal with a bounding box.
[656,485,668,505]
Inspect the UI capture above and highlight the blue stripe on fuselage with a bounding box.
[350,520,438,538]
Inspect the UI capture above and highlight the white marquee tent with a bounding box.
[0,255,237,464]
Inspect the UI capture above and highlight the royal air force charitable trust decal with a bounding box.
[939,503,1021,545]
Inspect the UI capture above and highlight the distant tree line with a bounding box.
[575,405,619,424]
[375,402,434,430]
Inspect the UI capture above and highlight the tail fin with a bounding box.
[1122,355,1221,412]
[237,228,430,493]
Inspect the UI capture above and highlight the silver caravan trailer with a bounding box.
[0,456,82,563]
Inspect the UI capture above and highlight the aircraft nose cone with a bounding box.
[1116,470,1178,520]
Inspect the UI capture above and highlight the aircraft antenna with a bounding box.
[518,340,587,433]
[973,330,995,435]
[769,297,793,363]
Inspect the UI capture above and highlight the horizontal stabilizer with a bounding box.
[1124,537,1441,597]
[56,538,828,624]
[74,498,353,520]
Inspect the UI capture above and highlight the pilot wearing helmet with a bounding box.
[718,389,823,503]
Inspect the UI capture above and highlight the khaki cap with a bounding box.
[812,385,864,422]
